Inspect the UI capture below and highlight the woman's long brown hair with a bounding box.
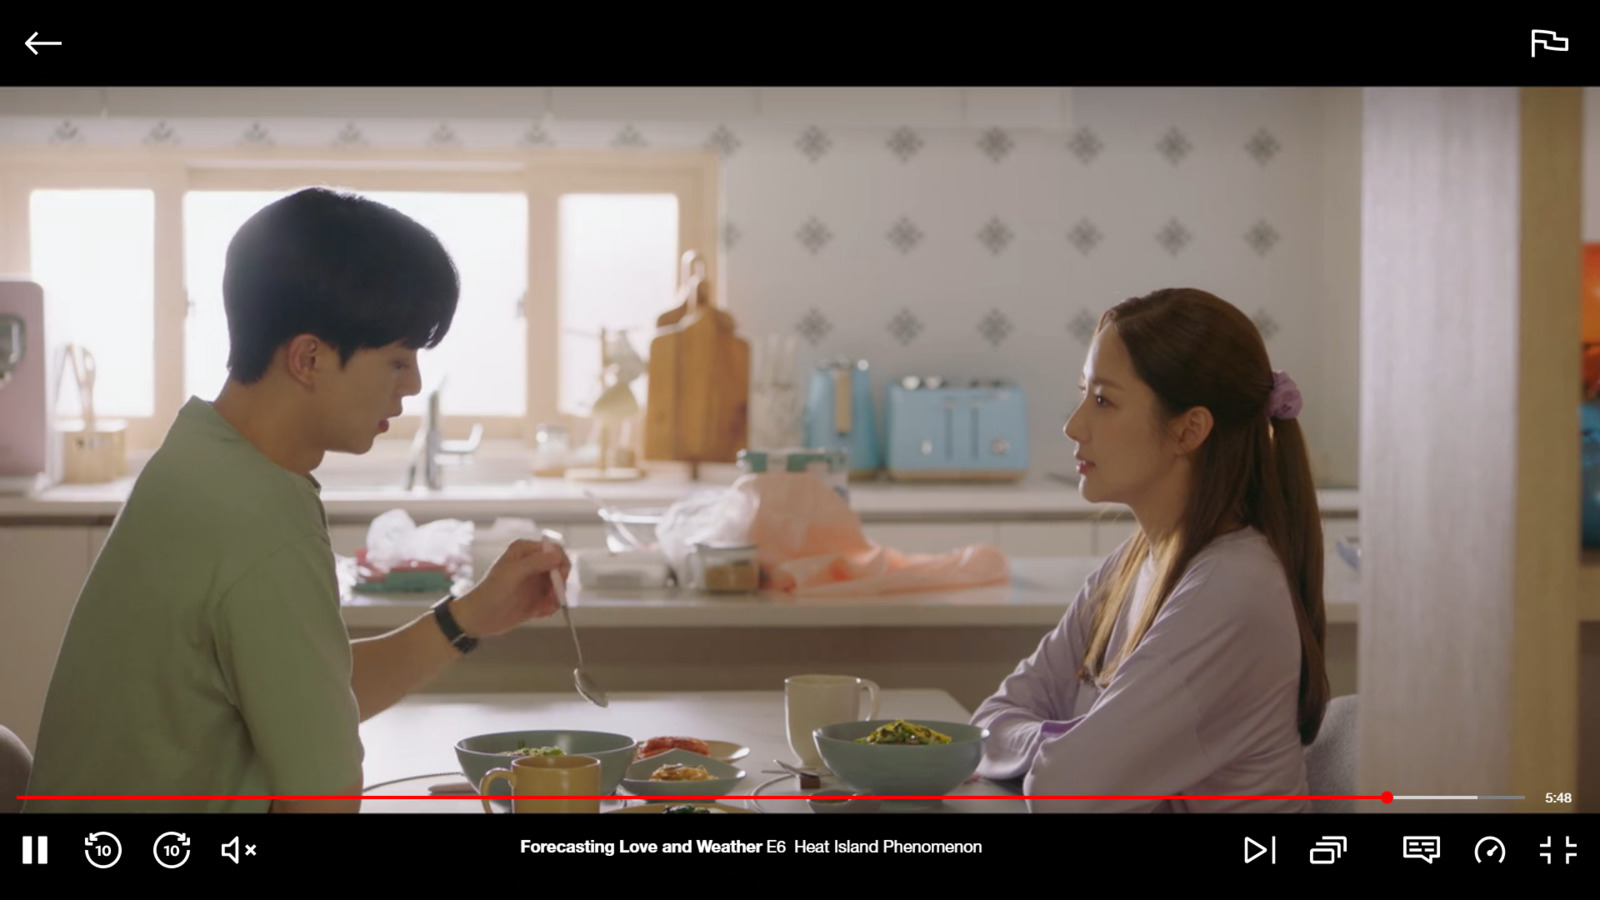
[1074,288,1330,745]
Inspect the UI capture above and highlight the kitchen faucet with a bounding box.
[406,378,483,490]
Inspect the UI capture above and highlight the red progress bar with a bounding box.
[20,793,1396,802]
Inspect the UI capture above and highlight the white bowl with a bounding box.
[621,748,746,800]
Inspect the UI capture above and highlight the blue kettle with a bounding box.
[805,358,882,478]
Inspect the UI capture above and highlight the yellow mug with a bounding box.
[479,754,603,813]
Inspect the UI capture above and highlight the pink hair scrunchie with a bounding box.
[1268,370,1302,421]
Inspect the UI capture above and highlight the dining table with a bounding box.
[358,689,1027,814]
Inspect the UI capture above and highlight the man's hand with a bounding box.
[451,539,570,639]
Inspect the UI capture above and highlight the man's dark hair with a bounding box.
[221,187,460,383]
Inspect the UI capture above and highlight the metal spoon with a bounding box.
[544,531,608,707]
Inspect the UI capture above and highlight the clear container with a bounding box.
[688,542,760,594]
[532,423,569,477]
[738,447,849,503]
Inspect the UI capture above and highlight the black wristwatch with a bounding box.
[430,594,479,655]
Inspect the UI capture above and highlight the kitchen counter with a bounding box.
[340,555,1363,631]
[0,470,1361,525]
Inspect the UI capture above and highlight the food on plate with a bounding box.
[636,736,711,759]
[650,763,714,782]
[663,804,715,814]
[499,740,565,757]
[854,720,952,745]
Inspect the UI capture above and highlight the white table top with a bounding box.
[358,689,1025,814]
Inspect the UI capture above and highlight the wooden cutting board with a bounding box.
[644,257,748,466]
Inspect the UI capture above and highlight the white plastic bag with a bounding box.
[654,487,759,579]
[364,509,475,575]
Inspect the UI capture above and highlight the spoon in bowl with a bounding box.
[543,530,609,708]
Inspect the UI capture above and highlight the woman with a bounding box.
[971,288,1328,812]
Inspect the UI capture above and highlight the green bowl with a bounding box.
[812,720,988,798]
[456,730,637,799]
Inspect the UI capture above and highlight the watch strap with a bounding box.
[430,594,479,654]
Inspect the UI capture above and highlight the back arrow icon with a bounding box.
[26,32,62,54]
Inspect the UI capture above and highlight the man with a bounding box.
[23,187,569,813]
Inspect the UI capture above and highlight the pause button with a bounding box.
[22,835,48,864]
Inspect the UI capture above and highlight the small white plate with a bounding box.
[622,749,746,800]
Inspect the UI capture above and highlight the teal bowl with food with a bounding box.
[812,719,988,805]
[456,730,637,801]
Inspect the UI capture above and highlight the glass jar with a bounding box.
[688,542,760,594]
[737,447,850,503]
[533,423,569,477]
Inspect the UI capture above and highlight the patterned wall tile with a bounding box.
[239,122,273,146]
[1246,128,1280,165]
[612,124,646,148]
[143,121,178,146]
[1068,219,1103,255]
[888,309,923,346]
[520,123,553,147]
[427,123,461,147]
[50,120,84,144]
[978,309,1013,347]
[797,126,831,162]
[1068,309,1098,345]
[1252,309,1279,340]
[1156,218,1192,255]
[796,308,832,345]
[707,125,740,157]
[332,122,366,147]
[796,217,832,254]
[1067,126,1103,164]
[886,217,924,254]
[1245,220,1279,256]
[887,127,922,162]
[977,218,1014,255]
[978,128,1013,163]
[1156,127,1192,165]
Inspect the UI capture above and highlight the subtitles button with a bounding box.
[1403,836,1441,863]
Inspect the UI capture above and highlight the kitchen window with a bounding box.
[28,189,156,421]
[0,149,720,452]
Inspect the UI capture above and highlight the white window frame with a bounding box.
[0,147,722,452]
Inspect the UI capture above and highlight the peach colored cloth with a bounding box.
[732,473,1010,595]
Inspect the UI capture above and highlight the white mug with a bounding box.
[785,674,881,768]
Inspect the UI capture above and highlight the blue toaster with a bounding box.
[884,379,1029,481]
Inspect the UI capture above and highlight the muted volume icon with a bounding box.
[223,836,239,864]
[1311,836,1347,865]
